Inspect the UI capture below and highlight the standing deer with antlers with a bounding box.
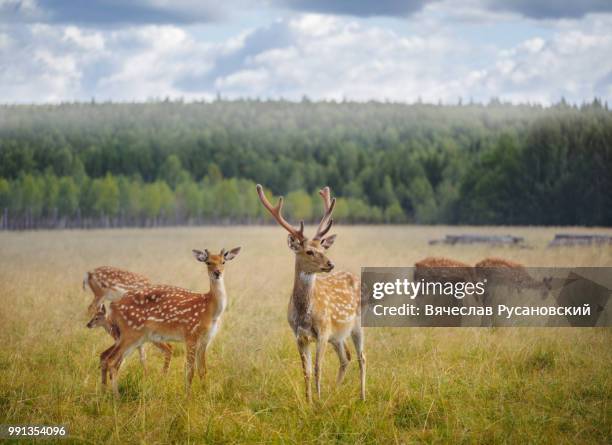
[256,184,365,401]
[101,247,241,396]
[83,266,173,374]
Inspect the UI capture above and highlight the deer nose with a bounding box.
[213,270,221,279]
[327,261,335,270]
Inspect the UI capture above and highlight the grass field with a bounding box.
[0,225,611,444]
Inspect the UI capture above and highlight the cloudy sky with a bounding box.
[1,0,611,104]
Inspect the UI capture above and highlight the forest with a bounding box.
[0,98,610,229]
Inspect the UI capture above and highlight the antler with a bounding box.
[256,184,305,239]
[313,186,336,240]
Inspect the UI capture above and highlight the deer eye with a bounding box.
[306,250,314,256]
[222,261,226,264]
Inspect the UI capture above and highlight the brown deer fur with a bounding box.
[414,256,478,284]
[475,257,552,297]
[84,266,151,315]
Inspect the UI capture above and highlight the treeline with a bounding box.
[0,171,387,229]
[0,98,611,228]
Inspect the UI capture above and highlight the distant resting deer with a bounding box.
[257,184,365,401]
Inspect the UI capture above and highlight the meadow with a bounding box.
[0,225,611,444]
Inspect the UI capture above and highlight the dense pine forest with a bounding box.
[0,99,610,229]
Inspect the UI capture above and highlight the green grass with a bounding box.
[0,226,611,444]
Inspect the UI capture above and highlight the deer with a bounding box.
[87,304,173,385]
[413,257,480,326]
[414,256,477,284]
[101,247,241,397]
[473,257,553,327]
[84,266,151,315]
[256,184,365,402]
[83,266,172,374]
[475,257,552,299]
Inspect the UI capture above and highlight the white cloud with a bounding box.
[1,7,611,104]
[475,20,612,103]
[63,26,104,51]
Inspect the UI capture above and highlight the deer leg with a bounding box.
[152,342,173,374]
[107,339,138,398]
[480,291,494,328]
[314,336,328,399]
[99,344,118,387]
[138,345,147,376]
[196,343,208,380]
[87,285,105,316]
[351,327,366,401]
[344,340,352,362]
[106,343,125,398]
[297,336,312,403]
[184,341,197,396]
[331,338,350,386]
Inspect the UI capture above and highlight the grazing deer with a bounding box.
[101,247,241,396]
[87,305,173,385]
[256,184,365,401]
[414,257,477,284]
[83,266,172,373]
[475,257,552,298]
[414,257,478,326]
[474,257,553,327]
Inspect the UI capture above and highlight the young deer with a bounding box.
[87,305,172,385]
[101,247,241,396]
[256,184,365,401]
[83,266,172,373]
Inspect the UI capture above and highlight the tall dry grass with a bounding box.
[0,226,611,443]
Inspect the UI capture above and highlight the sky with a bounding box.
[1,0,611,104]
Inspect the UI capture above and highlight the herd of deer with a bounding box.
[415,256,553,300]
[83,184,549,401]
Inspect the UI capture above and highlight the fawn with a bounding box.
[87,304,173,384]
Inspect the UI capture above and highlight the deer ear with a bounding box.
[224,247,241,261]
[320,234,337,250]
[287,234,302,252]
[192,249,209,262]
